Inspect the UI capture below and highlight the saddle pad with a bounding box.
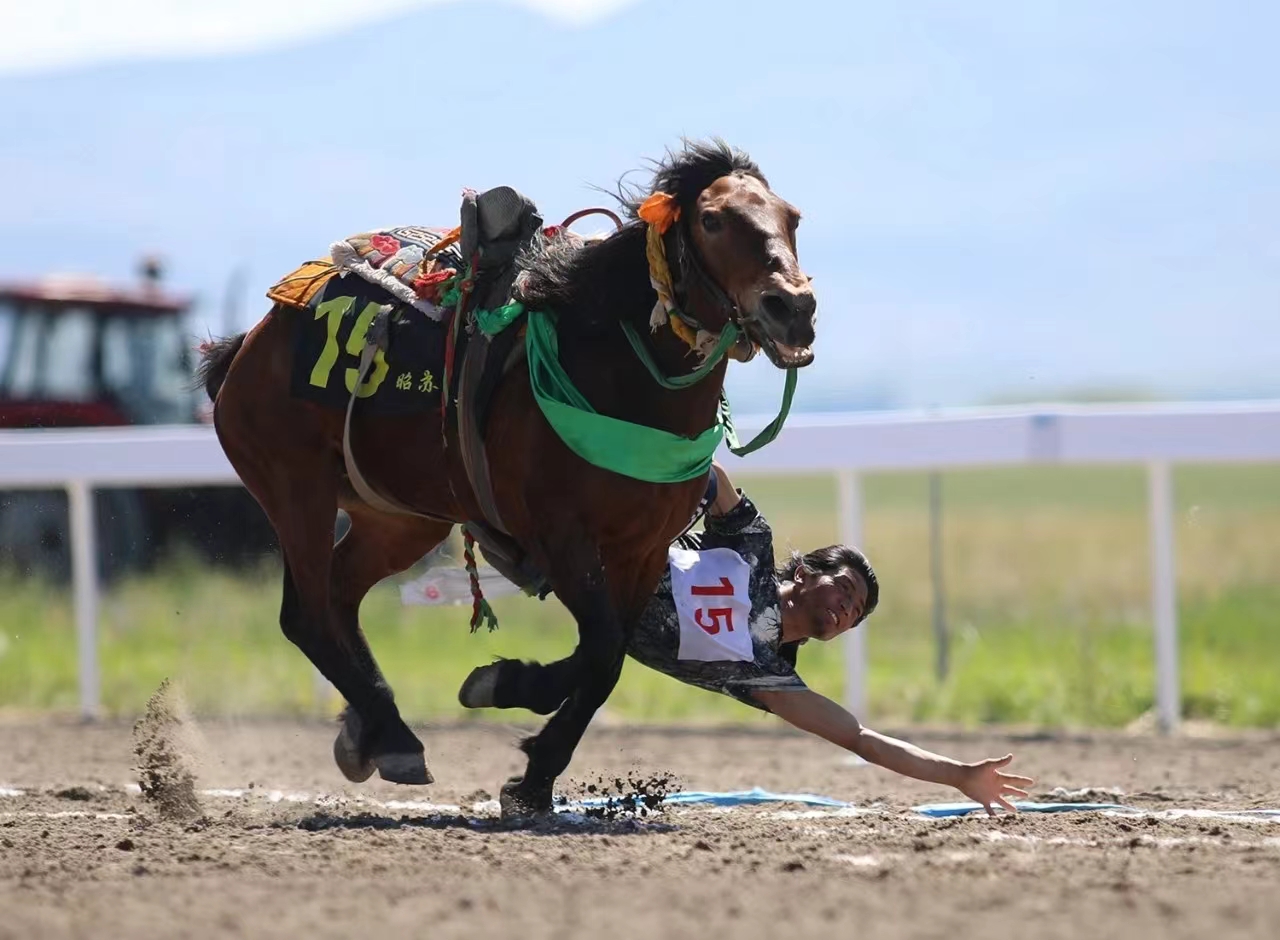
[330,225,466,319]
[266,260,338,310]
[289,274,448,416]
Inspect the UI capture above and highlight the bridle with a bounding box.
[549,198,794,457]
[668,219,743,335]
[555,202,754,362]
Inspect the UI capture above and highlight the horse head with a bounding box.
[642,140,816,370]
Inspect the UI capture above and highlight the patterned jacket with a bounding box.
[626,494,807,710]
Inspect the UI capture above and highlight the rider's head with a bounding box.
[777,545,878,645]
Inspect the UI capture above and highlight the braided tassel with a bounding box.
[463,529,499,633]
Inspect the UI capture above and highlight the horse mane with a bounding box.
[515,139,764,330]
[618,138,766,219]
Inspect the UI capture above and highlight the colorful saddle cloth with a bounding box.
[265,224,465,317]
[328,225,466,319]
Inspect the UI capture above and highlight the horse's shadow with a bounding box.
[286,810,678,837]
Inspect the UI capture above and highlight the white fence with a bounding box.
[3,400,1280,729]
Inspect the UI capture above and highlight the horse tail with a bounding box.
[195,333,247,402]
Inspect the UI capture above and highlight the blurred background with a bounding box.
[1,0,1277,728]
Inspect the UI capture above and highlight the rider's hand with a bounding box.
[955,754,1033,816]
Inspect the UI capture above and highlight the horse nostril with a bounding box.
[761,292,792,323]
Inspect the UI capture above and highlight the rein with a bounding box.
[618,317,797,458]
[622,206,798,458]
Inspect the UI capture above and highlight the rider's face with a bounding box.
[792,565,869,643]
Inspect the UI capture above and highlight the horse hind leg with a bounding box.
[270,482,432,783]
[328,506,454,783]
[212,312,430,784]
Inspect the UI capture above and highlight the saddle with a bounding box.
[450,186,549,595]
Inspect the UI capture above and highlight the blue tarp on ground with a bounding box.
[913,801,1133,817]
[575,787,849,810]
[573,788,1280,819]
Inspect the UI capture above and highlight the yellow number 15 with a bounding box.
[308,297,389,398]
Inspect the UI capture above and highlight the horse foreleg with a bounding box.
[500,561,627,816]
[329,506,454,783]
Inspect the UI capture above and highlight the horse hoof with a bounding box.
[458,663,501,708]
[333,714,375,783]
[376,752,434,785]
[499,777,553,820]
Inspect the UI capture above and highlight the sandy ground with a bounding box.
[2,713,1279,940]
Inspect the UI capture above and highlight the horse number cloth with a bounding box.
[669,546,754,663]
[288,274,449,416]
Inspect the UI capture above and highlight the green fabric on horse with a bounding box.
[467,301,797,482]
[525,309,727,483]
[476,301,527,337]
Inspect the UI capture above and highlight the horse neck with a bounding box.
[554,227,729,438]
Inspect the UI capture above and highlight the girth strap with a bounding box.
[341,307,545,600]
[341,308,450,522]
[456,319,511,534]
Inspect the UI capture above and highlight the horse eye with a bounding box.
[700,211,722,233]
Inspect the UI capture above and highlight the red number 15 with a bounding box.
[691,577,734,597]
[695,607,735,635]
[690,578,736,634]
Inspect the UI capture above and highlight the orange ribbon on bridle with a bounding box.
[637,192,691,342]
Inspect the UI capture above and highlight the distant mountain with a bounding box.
[1,0,1276,409]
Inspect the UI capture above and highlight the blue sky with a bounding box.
[1,0,1276,411]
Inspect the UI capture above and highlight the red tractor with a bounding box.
[0,263,276,580]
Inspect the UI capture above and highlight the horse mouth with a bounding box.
[755,332,815,369]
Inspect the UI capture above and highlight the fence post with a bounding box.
[837,469,867,717]
[928,471,950,681]
[67,480,101,720]
[1147,461,1179,734]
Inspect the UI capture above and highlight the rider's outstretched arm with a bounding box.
[754,688,1033,815]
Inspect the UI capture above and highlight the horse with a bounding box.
[197,140,817,815]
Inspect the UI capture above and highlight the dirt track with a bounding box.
[2,716,1279,939]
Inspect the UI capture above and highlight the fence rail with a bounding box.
[4,400,1280,728]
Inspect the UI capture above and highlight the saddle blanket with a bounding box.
[288,272,449,416]
[329,225,466,319]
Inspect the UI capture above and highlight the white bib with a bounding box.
[669,546,754,663]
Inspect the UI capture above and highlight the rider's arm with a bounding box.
[754,688,1031,814]
[756,688,965,786]
[705,461,743,516]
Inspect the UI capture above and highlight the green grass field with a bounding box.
[2,464,1278,728]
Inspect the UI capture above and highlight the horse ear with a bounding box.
[638,192,681,234]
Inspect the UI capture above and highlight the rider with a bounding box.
[461,461,1033,815]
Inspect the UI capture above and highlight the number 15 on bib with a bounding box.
[669,547,755,663]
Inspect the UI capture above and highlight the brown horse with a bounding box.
[198,141,816,815]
